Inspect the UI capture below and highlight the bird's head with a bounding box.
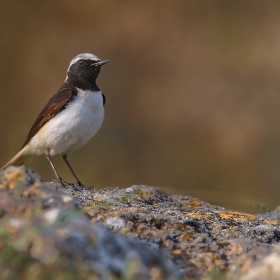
[66,53,109,89]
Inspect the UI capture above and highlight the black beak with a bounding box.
[92,60,109,67]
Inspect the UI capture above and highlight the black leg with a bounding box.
[45,148,66,184]
[45,149,81,190]
[62,154,83,187]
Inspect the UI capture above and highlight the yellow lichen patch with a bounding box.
[263,220,279,225]
[22,189,31,198]
[229,226,237,231]
[188,212,212,219]
[181,234,192,241]
[185,198,204,207]
[217,211,257,220]
[5,171,22,189]
[172,249,181,255]
[21,185,47,198]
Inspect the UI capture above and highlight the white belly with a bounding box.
[27,88,104,156]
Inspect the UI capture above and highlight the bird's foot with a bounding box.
[51,178,81,191]
[76,180,96,190]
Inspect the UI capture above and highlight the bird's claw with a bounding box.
[51,178,81,191]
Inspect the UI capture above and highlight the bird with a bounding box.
[1,53,109,187]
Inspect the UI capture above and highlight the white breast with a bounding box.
[27,88,104,156]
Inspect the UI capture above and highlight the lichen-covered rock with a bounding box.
[1,166,280,279]
[65,184,280,278]
[0,167,181,279]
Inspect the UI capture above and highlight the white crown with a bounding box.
[67,53,100,72]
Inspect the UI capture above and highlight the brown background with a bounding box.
[1,1,280,213]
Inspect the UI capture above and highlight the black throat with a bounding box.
[63,71,100,92]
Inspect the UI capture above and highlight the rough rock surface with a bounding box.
[65,184,280,279]
[0,166,179,280]
[0,166,280,279]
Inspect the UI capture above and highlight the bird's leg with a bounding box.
[45,148,68,186]
[62,154,83,187]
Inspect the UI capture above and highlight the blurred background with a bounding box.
[1,0,280,213]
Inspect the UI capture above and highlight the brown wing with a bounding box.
[22,87,77,148]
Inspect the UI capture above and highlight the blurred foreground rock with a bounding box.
[0,166,280,279]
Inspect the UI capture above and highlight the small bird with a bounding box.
[1,53,109,187]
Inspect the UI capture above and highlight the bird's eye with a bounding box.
[79,60,85,66]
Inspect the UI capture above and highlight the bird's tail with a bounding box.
[1,146,30,170]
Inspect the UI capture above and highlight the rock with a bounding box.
[0,166,280,279]
[76,186,279,273]
[0,166,181,279]
[66,185,280,278]
[240,244,280,280]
